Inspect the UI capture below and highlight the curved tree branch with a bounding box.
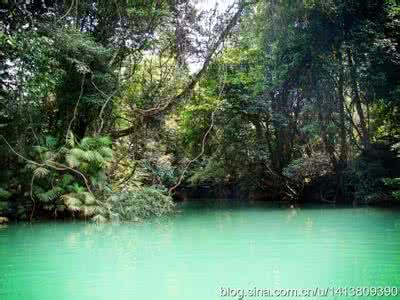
[112,0,255,139]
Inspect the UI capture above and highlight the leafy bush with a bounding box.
[95,187,175,222]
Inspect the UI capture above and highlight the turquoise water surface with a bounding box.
[1,201,400,299]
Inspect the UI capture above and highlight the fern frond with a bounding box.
[67,204,81,212]
[66,148,87,167]
[97,136,112,147]
[33,185,45,195]
[98,147,113,160]
[83,150,102,163]
[93,151,105,163]
[81,192,96,205]
[82,205,97,216]
[70,148,87,160]
[37,187,63,202]
[62,194,82,211]
[66,154,80,168]
[33,167,50,178]
[53,186,64,196]
[80,137,96,150]
[58,146,69,155]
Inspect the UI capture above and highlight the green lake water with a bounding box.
[1,201,400,300]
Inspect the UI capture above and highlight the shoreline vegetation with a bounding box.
[0,0,399,223]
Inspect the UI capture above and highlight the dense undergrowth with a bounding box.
[0,133,174,222]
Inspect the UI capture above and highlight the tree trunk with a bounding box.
[335,48,347,203]
[346,48,370,152]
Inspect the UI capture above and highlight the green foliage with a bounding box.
[0,188,11,214]
[0,188,11,200]
[51,28,118,137]
[0,29,63,147]
[189,158,225,186]
[101,187,175,222]
[383,178,400,201]
[346,144,400,203]
[27,133,113,218]
[347,160,387,203]
[174,0,400,202]
[383,143,400,201]
[21,133,176,222]
[177,45,266,188]
[143,160,177,187]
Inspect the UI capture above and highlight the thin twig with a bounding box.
[169,111,216,194]
[169,65,227,194]
[91,80,118,135]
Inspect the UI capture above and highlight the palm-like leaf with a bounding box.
[82,192,96,205]
[97,136,112,147]
[98,147,113,160]
[33,167,50,178]
[61,194,82,212]
[80,137,96,150]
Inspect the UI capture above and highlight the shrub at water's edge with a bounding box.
[0,133,175,222]
[94,188,175,223]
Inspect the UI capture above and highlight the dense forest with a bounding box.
[0,0,399,223]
